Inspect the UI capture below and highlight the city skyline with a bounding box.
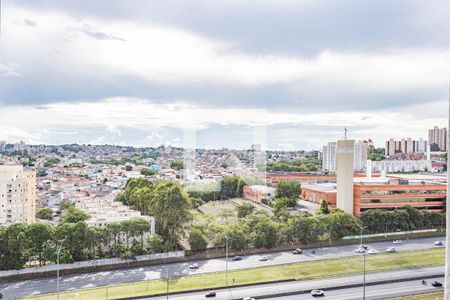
[1,1,449,150]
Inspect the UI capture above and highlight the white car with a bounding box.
[386,247,396,253]
[393,240,402,244]
[434,241,443,246]
[311,289,325,297]
[355,247,365,253]
[259,256,269,261]
[242,298,256,300]
[367,249,378,254]
[188,263,199,269]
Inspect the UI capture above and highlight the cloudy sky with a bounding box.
[0,0,449,150]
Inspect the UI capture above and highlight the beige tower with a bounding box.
[0,165,36,225]
[336,140,354,214]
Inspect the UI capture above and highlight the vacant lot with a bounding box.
[198,198,272,223]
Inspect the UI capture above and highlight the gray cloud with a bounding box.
[24,18,37,26]
[80,27,125,41]
[9,0,450,55]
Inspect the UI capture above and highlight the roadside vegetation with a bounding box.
[389,292,443,300]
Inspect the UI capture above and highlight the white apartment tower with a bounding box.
[385,138,428,156]
[322,142,337,172]
[0,165,36,225]
[322,140,367,172]
[428,126,447,151]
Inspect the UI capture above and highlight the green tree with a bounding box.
[170,160,184,170]
[140,168,156,176]
[61,206,90,224]
[37,208,53,220]
[288,215,324,245]
[25,223,54,266]
[254,220,278,249]
[124,178,153,201]
[149,181,192,246]
[129,187,153,215]
[115,191,127,205]
[327,210,360,241]
[220,176,244,199]
[188,229,208,252]
[317,200,330,214]
[0,224,29,270]
[275,181,301,200]
[147,234,165,253]
[56,221,89,261]
[236,203,255,218]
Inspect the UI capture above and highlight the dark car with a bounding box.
[232,256,243,261]
[205,291,217,297]
[0,292,3,299]
[431,281,443,287]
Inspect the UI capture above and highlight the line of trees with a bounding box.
[188,205,362,253]
[0,206,156,270]
[360,206,445,233]
[263,157,320,172]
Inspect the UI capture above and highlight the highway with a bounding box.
[144,266,445,300]
[0,236,444,299]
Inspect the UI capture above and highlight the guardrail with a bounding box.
[0,251,185,278]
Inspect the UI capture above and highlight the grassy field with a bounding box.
[22,248,445,300]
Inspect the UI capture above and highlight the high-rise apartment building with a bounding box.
[428,126,447,151]
[385,138,427,156]
[322,142,337,172]
[0,141,6,152]
[0,165,36,225]
[322,140,368,172]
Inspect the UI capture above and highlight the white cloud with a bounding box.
[0,98,445,148]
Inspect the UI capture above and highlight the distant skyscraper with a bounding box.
[385,138,427,156]
[322,142,337,172]
[322,140,367,172]
[428,126,447,151]
[353,141,369,171]
[251,144,262,151]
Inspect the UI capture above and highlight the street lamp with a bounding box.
[356,224,367,300]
